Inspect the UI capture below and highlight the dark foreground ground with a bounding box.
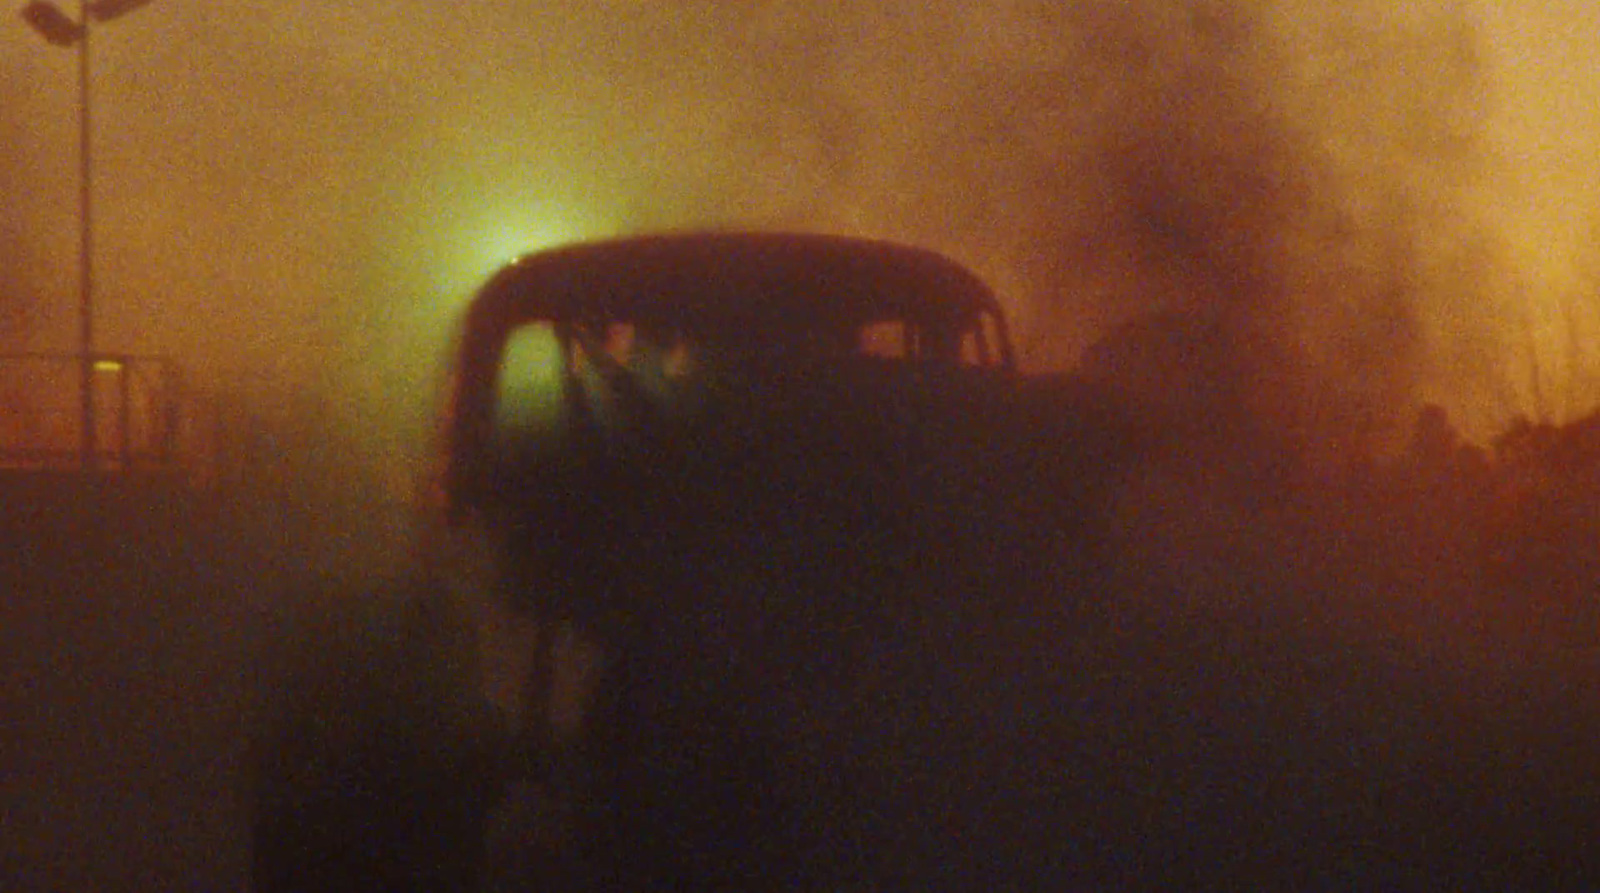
[3,442,1599,890]
[1,472,412,892]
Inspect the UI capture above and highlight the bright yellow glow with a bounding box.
[449,201,610,295]
[495,324,567,437]
[93,360,123,373]
[410,199,616,341]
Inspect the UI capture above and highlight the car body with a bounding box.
[419,232,1077,884]
[437,230,1016,526]
[257,231,1124,892]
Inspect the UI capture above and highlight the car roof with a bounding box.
[466,231,1005,336]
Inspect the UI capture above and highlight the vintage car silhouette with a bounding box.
[423,231,1131,888]
[438,229,1015,527]
[255,231,1125,892]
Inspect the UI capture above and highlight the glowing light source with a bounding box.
[413,199,615,332]
[459,202,604,287]
[93,359,122,373]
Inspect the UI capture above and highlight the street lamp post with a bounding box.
[20,0,154,470]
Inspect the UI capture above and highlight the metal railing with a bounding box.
[0,352,183,473]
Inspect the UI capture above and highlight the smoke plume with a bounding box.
[2,0,1593,480]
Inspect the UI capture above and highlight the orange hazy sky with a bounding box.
[3,0,1597,456]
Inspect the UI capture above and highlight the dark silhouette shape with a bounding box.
[251,232,1128,891]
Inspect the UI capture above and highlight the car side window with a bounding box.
[494,320,702,453]
[494,323,568,445]
[859,320,908,360]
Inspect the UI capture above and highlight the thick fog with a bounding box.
[8,4,1600,888]
[4,0,1600,478]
